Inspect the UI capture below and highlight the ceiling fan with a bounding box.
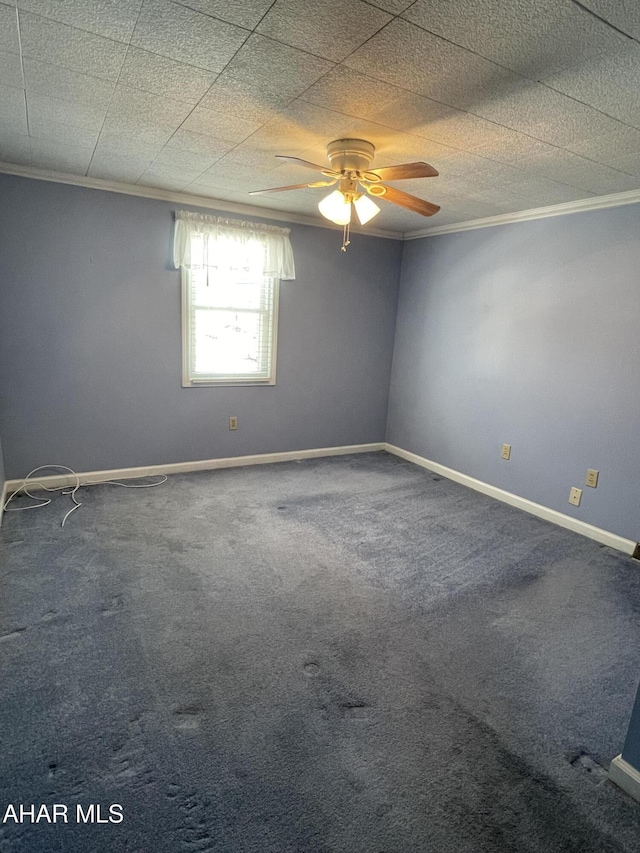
[249,138,440,250]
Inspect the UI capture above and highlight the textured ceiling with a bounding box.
[2,0,640,234]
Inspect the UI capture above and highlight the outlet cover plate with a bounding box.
[586,469,599,488]
[569,487,582,506]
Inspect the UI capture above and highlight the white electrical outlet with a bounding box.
[586,469,599,488]
[501,444,511,460]
[229,416,238,430]
[569,487,582,506]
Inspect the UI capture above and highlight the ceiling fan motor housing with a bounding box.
[326,139,376,175]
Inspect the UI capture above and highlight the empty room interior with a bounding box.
[2,0,640,850]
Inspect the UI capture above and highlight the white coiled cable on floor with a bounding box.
[3,465,167,527]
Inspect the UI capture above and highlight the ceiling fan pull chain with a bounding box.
[341,221,351,252]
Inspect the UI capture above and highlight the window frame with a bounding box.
[181,267,280,388]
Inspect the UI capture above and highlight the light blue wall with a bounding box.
[387,205,640,542]
[0,174,401,478]
[0,435,5,520]
[622,682,640,770]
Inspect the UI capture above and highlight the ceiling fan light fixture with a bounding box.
[318,189,352,225]
[353,194,380,225]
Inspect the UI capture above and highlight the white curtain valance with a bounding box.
[173,210,296,280]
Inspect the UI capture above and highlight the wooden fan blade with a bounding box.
[274,155,339,176]
[369,184,440,216]
[249,180,334,195]
[367,162,439,181]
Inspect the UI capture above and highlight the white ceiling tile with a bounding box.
[542,45,640,129]
[26,90,107,132]
[141,162,202,181]
[217,33,332,98]
[436,199,504,220]
[180,106,261,142]
[164,128,235,159]
[105,84,192,134]
[566,127,640,162]
[257,0,392,63]
[0,82,27,133]
[17,0,143,43]
[0,2,20,54]
[469,182,552,208]
[30,136,93,173]
[366,0,414,12]
[402,0,628,79]
[469,79,624,147]
[278,100,348,137]
[0,51,23,88]
[28,116,100,148]
[90,143,154,162]
[368,94,455,135]
[431,151,511,185]
[242,110,342,155]
[118,47,218,105]
[198,79,293,124]
[302,66,405,121]
[219,142,290,169]
[577,0,640,42]
[98,122,174,149]
[495,177,591,206]
[422,112,511,152]
[0,129,31,165]
[137,168,192,191]
[131,0,247,73]
[345,19,525,110]
[151,146,219,174]
[23,58,115,108]
[467,129,564,163]
[88,154,152,183]
[199,156,262,182]
[605,152,640,178]
[19,11,127,80]
[172,0,274,29]
[513,149,640,195]
[194,160,262,190]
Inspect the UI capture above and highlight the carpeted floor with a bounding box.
[0,451,639,852]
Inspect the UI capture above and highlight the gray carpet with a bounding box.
[0,451,639,852]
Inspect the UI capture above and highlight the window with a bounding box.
[182,263,278,386]
[174,211,295,387]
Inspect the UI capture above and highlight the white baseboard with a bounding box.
[2,443,385,496]
[3,442,637,557]
[384,443,637,556]
[610,755,640,802]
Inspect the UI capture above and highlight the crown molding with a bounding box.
[403,187,640,239]
[5,161,639,243]
[0,162,403,241]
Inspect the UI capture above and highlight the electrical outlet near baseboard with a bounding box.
[569,487,582,507]
[229,416,238,430]
[586,469,599,488]
[501,443,511,460]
